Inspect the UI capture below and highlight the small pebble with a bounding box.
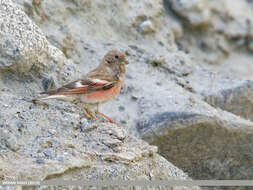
[118,106,125,112]
[36,158,45,164]
[43,150,52,158]
[43,141,53,148]
[138,20,155,34]
[17,123,24,132]
[131,95,139,100]
[57,156,64,162]
[48,129,56,135]
[67,143,75,148]
[1,131,20,152]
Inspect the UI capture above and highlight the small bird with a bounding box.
[38,50,129,126]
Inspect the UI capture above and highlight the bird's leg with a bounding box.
[85,108,96,119]
[96,104,120,127]
[98,111,120,127]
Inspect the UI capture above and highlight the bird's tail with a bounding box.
[34,90,71,102]
[29,89,55,103]
[31,93,65,107]
[21,95,49,106]
[31,93,50,104]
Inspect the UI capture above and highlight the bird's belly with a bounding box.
[81,83,122,104]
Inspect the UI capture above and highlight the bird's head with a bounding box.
[103,50,129,66]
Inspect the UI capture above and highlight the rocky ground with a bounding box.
[1,0,253,190]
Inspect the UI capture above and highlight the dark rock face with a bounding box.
[139,111,253,179]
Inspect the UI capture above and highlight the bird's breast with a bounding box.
[81,82,122,104]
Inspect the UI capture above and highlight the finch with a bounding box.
[38,50,129,126]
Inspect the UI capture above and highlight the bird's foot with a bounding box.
[85,108,96,120]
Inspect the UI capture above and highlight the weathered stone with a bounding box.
[0,91,198,190]
[0,129,20,152]
[0,0,72,81]
[184,66,253,121]
[0,0,48,72]
[209,0,253,38]
[167,0,211,26]
[0,0,253,187]
[138,105,253,179]
[166,0,253,66]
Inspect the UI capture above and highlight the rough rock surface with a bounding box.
[1,0,253,189]
[0,92,198,190]
[168,0,211,26]
[0,0,66,74]
[0,1,200,190]
[135,60,253,179]
[167,0,253,65]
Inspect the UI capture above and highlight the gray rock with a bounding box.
[118,106,125,112]
[0,35,21,69]
[36,158,45,164]
[209,0,253,39]
[57,156,64,163]
[129,53,253,180]
[0,91,198,190]
[0,0,74,83]
[166,0,253,66]
[137,105,253,179]
[0,129,20,152]
[1,0,253,186]
[43,150,52,158]
[167,0,211,26]
[0,0,48,72]
[0,94,198,189]
[177,65,253,122]
[17,123,24,132]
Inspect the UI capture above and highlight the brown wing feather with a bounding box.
[63,80,116,95]
[40,80,79,95]
[41,63,118,96]
[41,79,116,96]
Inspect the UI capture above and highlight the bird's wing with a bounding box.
[40,78,116,96]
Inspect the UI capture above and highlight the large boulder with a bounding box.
[0,91,199,190]
[132,51,253,180]
[0,0,65,74]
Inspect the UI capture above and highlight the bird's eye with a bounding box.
[115,55,119,59]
